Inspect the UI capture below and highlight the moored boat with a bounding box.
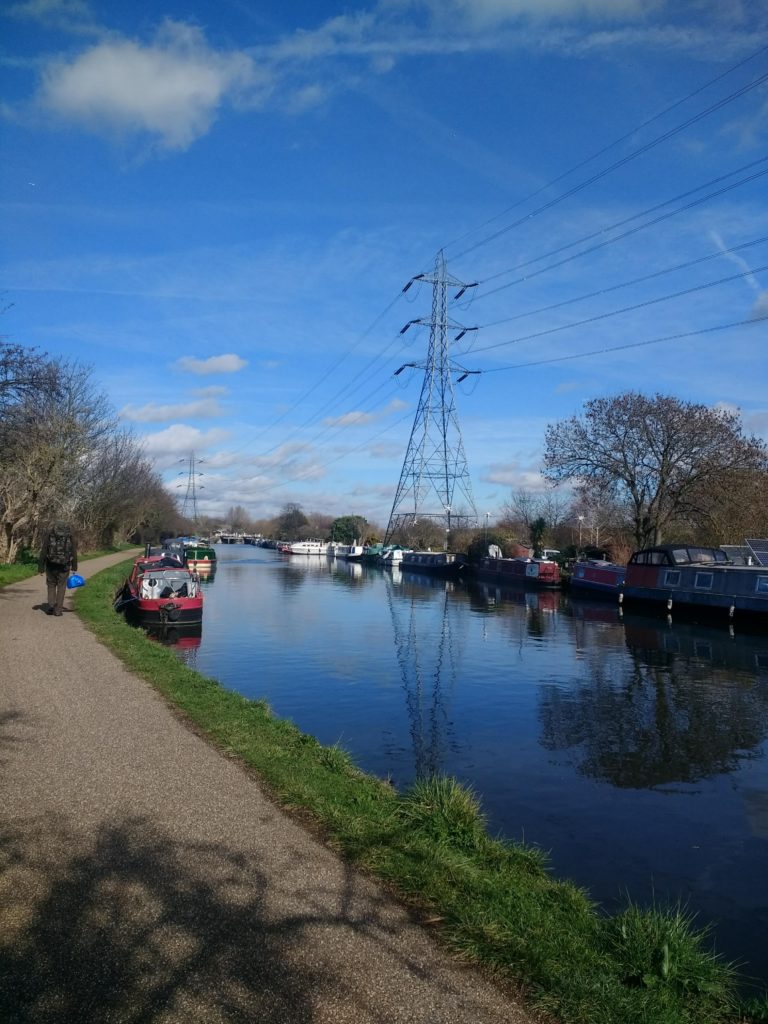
[327,541,365,560]
[115,554,203,627]
[568,558,625,597]
[287,540,329,555]
[401,550,467,578]
[474,555,561,589]
[620,541,768,624]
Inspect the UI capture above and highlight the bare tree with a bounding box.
[544,392,768,546]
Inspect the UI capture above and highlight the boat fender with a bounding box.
[729,604,735,618]
[618,592,623,605]
[666,597,673,611]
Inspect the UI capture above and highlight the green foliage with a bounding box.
[330,514,368,543]
[529,516,548,557]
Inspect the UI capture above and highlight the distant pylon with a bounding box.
[384,250,478,544]
[178,453,204,524]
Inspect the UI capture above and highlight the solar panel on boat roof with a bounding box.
[746,538,768,566]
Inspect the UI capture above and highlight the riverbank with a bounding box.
[60,556,763,1024]
[0,550,534,1024]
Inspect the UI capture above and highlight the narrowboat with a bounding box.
[568,558,625,598]
[163,536,216,572]
[401,550,468,578]
[115,554,204,627]
[473,555,561,589]
[620,541,768,624]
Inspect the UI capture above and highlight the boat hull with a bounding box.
[474,556,561,588]
[401,551,467,578]
[569,560,625,598]
[621,544,768,625]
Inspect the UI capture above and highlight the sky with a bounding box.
[2,0,767,530]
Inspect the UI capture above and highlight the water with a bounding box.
[172,546,768,988]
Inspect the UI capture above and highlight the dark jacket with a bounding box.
[38,523,78,572]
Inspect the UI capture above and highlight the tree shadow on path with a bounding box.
[0,815,329,1023]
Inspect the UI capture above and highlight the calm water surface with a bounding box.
[173,546,768,987]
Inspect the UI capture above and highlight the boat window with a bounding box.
[694,572,713,589]
[671,549,690,564]
[756,576,768,595]
[664,570,680,586]
[689,548,715,564]
[649,551,669,565]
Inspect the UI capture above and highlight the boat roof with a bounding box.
[629,544,731,566]
[134,554,186,571]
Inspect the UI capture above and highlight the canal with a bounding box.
[172,545,768,988]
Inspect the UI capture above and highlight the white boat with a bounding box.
[379,546,412,566]
[287,540,329,555]
[327,542,365,560]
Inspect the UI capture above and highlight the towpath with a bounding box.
[0,551,535,1024]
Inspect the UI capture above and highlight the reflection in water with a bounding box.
[386,575,461,779]
[166,548,768,987]
[540,614,768,788]
[145,624,202,655]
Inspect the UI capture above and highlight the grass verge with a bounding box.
[74,557,761,1024]
[0,544,137,589]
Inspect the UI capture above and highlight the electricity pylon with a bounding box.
[384,250,479,545]
[178,453,204,524]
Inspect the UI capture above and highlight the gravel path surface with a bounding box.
[1,551,535,1024]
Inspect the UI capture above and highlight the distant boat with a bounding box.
[474,554,561,589]
[401,550,467,579]
[379,545,412,567]
[286,540,329,555]
[568,558,625,598]
[163,536,216,573]
[327,542,365,560]
[620,540,768,624]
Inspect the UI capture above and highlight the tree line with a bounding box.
[4,339,765,567]
[0,342,182,563]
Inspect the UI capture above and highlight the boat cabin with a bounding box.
[628,545,731,567]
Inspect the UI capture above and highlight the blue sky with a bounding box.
[2,0,767,528]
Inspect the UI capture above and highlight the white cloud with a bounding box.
[119,397,224,422]
[421,0,661,27]
[36,20,265,150]
[752,292,768,319]
[322,397,408,428]
[193,385,228,397]
[176,353,248,374]
[140,423,231,467]
[323,410,377,427]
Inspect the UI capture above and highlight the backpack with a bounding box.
[47,524,73,565]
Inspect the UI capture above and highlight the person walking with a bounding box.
[38,520,78,616]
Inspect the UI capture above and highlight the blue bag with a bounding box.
[66,573,86,589]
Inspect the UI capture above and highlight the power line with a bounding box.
[475,235,768,329]
[469,261,768,356]
[471,159,768,303]
[441,42,768,259]
[479,315,767,374]
[446,61,768,263]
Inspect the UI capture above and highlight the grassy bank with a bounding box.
[74,558,764,1024]
[0,544,138,589]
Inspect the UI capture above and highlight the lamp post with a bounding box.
[578,515,584,551]
[445,505,452,551]
[484,512,490,545]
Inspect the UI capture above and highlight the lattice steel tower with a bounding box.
[384,250,478,544]
[178,453,204,524]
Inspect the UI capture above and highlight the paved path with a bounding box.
[0,552,535,1024]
